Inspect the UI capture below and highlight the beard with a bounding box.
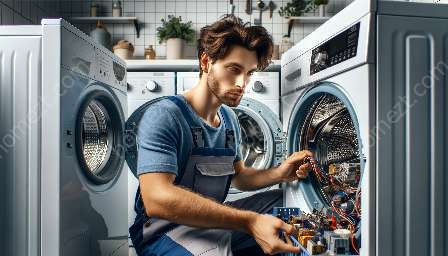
[207,67,243,107]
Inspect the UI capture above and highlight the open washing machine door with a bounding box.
[284,83,365,252]
[125,97,168,178]
[284,83,365,255]
[227,97,284,199]
[75,86,126,186]
[286,83,364,210]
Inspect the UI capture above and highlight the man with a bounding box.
[130,15,313,256]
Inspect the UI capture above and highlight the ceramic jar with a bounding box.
[113,40,134,59]
[90,21,112,50]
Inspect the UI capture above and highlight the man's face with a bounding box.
[206,45,258,107]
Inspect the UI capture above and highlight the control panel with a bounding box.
[310,22,360,75]
[127,72,175,101]
[244,72,280,101]
[94,47,127,91]
[61,27,127,92]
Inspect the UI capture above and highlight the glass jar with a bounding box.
[90,3,99,17]
[144,45,156,60]
[112,1,122,17]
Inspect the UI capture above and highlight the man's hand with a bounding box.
[246,214,300,255]
[276,150,313,182]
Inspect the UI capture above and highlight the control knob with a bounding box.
[313,51,328,67]
[252,81,265,93]
[145,80,159,92]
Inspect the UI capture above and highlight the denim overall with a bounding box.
[130,95,236,255]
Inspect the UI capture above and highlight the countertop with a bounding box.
[125,59,281,72]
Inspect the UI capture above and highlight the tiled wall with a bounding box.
[63,0,353,59]
[0,0,60,25]
[0,0,353,58]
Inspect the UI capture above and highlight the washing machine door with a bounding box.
[286,83,364,212]
[229,97,283,195]
[125,97,168,178]
[75,84,126,186]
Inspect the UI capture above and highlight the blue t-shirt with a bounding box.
[136,95,243,176]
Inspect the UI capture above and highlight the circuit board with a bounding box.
[275,157,361,255]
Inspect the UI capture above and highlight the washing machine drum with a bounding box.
[76,91,125,185]
[234,108,270,169]
[228,98,283,195]
[290,87,362,208]
[300,94,360,166]
[234,98,283,170]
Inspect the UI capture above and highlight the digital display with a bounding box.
[310,22,360,75]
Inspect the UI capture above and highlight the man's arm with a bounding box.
[139,172,255,231]
[231,161,283,191]
[232,150,314,191]
[139,172,300,255]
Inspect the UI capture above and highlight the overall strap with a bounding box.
[167,95,204,184]
[219,106,236,149]
[166,96,197,128]
[167,96,204,148]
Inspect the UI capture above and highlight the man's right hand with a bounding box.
[246,214,301,255]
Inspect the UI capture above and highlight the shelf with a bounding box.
[287,16,331,23]
[286,16,331,37]
[125,59,281,72]
[70,17,141,38]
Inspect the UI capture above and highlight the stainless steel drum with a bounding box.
[81,100,112,175]
[234,109,268,170]
[298,93,361,206]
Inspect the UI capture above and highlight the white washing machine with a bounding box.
[125,72,176,254]
[0,19,128,256]
[281,0,448,255]
[176,72,284,202]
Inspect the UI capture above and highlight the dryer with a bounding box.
[176,72,284,201]
[0,19,128,256]
[281,1,448,255]
[125,72,176,254]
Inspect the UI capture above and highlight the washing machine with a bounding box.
[125,71,176,254]
[0,19,128,256]
[176,72,284,202]
[281,0,448,255]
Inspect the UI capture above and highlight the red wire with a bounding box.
[351,234,360,254]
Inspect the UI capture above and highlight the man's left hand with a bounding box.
[276,150,313,182]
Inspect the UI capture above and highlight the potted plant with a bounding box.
[278,0,314,17]
[156,15,195,59]
[313,0,329,17]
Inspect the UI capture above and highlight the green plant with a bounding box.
[156,15,195,44]
[278,0,315,17]
[313,0,329,5]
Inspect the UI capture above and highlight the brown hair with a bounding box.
[197,15,273,77]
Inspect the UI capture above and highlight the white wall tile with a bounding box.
[176,2,187,13]
[196,12,206,23]
[135,1,145,13]
[145,12,156,23]
[155,1,166,13]
[145,1,156,12]
[166,1,176,14]
[196,1,207,12]
[206,12,218,24]
[16,0,351,58]
[206,1,217,12]
[134,45,144,57]
[186,1,196,13]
